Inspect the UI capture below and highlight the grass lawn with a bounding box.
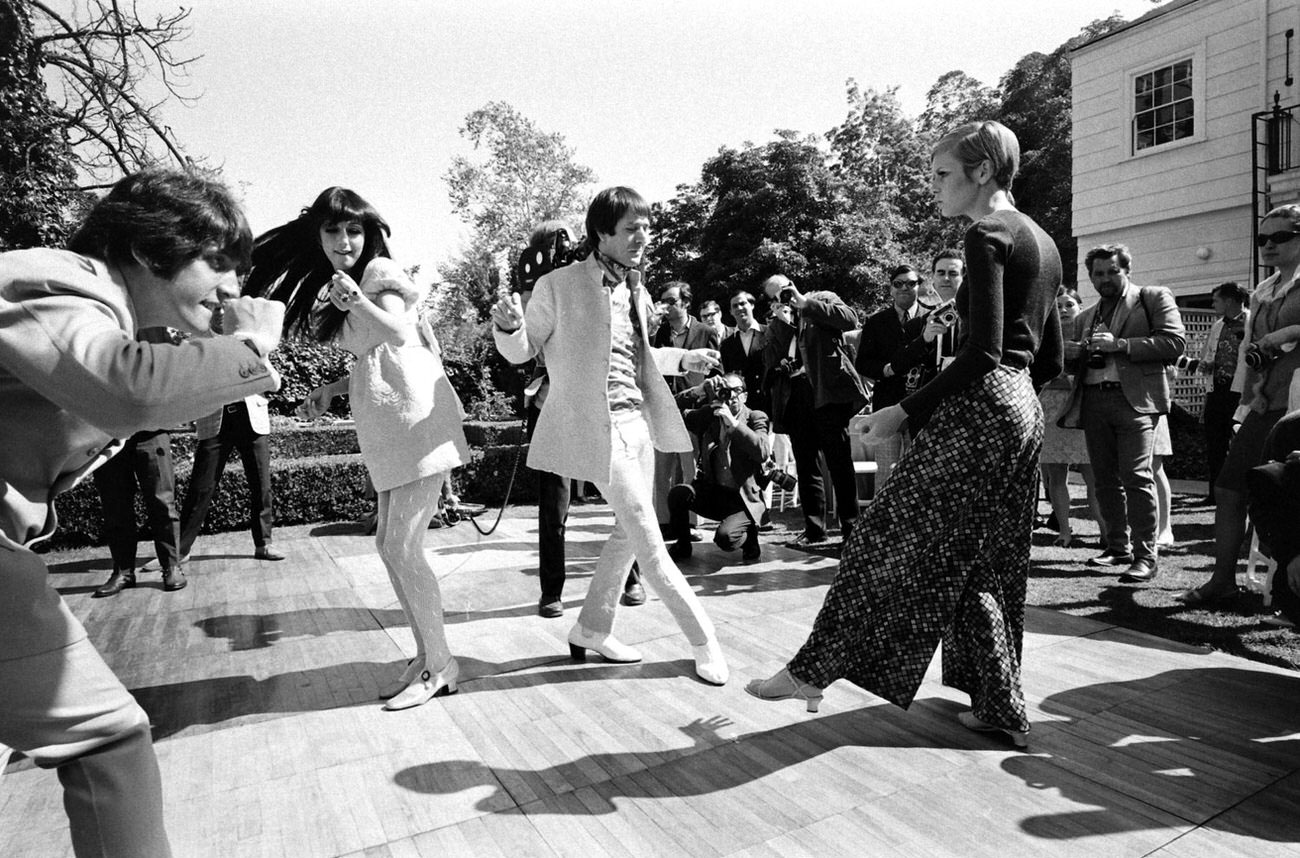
[772,481,1300,672]
[1027,487,1300,671]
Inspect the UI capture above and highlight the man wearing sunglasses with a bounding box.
[856,264,931,488]
[665,373,771,563]
[1059,244,1185,584]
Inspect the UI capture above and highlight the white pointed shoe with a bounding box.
[692,640,729,685]
[379,657,424,700]
[383,657,459,711]
[567,624,642,663]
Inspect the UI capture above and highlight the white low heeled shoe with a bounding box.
[379,657,424,700]
[383,657,459,711]
[692,640,729,686]
[567,624,642,663]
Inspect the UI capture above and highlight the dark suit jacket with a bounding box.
[1059,284,1185,425]
[684,404,770,523]
[652,316,721,392]
[762,291,868,431]
[720,325,769,413]
[855,305,928,411]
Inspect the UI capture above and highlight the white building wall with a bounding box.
[1071,0,1278,299]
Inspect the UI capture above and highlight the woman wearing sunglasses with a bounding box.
[1180,204,1300,605]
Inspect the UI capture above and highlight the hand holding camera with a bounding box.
[1086,322,1116,369]
[778,282,806,309]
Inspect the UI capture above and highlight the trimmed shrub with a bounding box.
[45,422,540,550]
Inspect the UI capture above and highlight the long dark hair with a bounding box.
[243,187,391,341]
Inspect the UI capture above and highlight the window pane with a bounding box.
[1153,84,1170,106]
[1174,100,1193,121]
[1154,66,1171,88]
[1174,80,1192,102]
[1135,74,1152,94]
[1136,92,1153,112]
[1136,129,1155,151]
[1155,125,1174,145]
[1174,60,1192,81]
[1136,112,1155,131]
[1155,105,1174,126]
[1174,118,1194,139]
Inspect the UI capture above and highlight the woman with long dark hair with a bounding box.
[746,122,1063,748]
[248,187,469,710]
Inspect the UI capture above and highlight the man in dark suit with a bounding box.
[719,289,768,414]
[651,280,720,526]
[761,274,868,545]
[667,374,770,563]
[1060,244,1185,582]
[855,265,929,487]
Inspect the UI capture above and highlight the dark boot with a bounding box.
[161,565,188,591]
[93,569,135,598]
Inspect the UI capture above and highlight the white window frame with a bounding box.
[1125,43,1206,159]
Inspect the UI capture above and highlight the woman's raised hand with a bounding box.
[491,293,524,332]
[328,271,363,311]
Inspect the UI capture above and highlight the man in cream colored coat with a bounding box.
[491,186,729,686]
[0,169,283,858]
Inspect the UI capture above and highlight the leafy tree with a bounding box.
[827,80,955,292]
[0,0,82,249]
[439,102,597,418]
[917,70,1001,141]
[996,15,1128,283]
[27,0,196,187]
[444,101,595,261]
[2,0,198,248]
[650,129,899,316]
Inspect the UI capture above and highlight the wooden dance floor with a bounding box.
[3,505,1298,857]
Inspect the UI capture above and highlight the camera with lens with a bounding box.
[1243,343,1274,370]
[779,286,796,305]
[1086,349,1109,370]
[701,375,732,405]
[932,301,958,327]
[759,459,798,492]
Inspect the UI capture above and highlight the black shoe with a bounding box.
[787,531,827,548]
[1087,549,1134,567]
[667,541,692,561]
[538,598,564,619]
[620,582,646,606]
[742,545,762,564]
[93,570,135,598]
[254,545,285,561]
[161,566,188,591]
[1118,558,1158,583]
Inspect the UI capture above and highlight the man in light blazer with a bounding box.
[179,391,283,561]
[1060,244,1185,582]
[0,169,283,858]
[491,186,729,686]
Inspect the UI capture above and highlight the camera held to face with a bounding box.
[779,286,796,305]
[1243,342,1274,370]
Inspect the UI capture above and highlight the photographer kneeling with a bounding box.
[666,374,774,563]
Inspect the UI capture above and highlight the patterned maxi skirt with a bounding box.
[787,365,1043,733]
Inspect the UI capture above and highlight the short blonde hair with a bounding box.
[933,121,1020,190]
